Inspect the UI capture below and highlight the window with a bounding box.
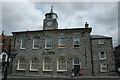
[17,58,26,70]
[2,54,7,62]
[33,38,39,49]
[100,64,107,72]
[30,59,38,71]
[74,59,80,65]
[1,52,8,62]
[99,40,104,44]
[57,57,67,71]
[20,38,27,49]
[73,37,80,47]
[99,52,106,60]
[58,37,66,48]
[45,37,52,49]
[43,57,52,71]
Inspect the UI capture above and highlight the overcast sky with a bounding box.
[1,1,119,47]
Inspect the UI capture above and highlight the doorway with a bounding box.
[73,59,81,76]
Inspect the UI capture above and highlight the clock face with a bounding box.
[47,21,52,26]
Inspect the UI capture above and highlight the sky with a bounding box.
[0,0,119,47]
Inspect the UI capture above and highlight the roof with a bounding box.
[12,28,92,34]
[91,35,112,39]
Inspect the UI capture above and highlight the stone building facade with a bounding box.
[11,8,115,77]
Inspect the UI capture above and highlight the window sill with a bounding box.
[57,70,67,72]
[43,70,52,71]
[29,69,38,71]
[32,48,38,50]
[20,48,26,50]
[58,47,66,48]
[100,58,106,60]
[17,69,26,71]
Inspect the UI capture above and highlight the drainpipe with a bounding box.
[9,34,17,74]
[90,38,94,76]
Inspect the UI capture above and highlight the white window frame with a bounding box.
[0,52,8,62]
[99,52,106,60]
[30,59,38,71]
[58,37,66,48]
[100,64,107,72]
[99,40,104,44]
[32,39,39,49]
[20,39,26,49]
[43,59,52,71]
[17,59,26,71]
[45,37,52,49]
[73,37,80,48]
[73,59,81,69]
[0,43,3,45]
[57,60,67,72]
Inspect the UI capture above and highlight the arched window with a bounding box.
[43,57,52,71]
[74,59,80,65]
[30,59,38,71]
[17,58,26,70]
[57,57,67,71]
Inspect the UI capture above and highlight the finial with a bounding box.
[85,22,89,28]
[2,31,4,35]
[50,5,53,13]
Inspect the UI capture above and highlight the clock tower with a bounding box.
[43,6,58,30]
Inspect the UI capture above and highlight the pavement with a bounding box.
[6,75,120,79]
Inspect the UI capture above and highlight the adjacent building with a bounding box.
[114,45,120,75]
[11,8,115,76]
[0,31,13,75]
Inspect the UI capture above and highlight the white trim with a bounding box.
[32,39,38,49]
[0,52,8,62]
[99,52,106,60]
[100,64,107,72]
[29,59,38,71]
[73,59,81,69]
[58,37,66,48]
[0,43,3,45]
[20,39,26,49]
[73,37,80,48]
[43,59,52,71]
[17,59,26,70]
[45,37,52,49]
[57,60,67,71]
[99,40,104,44]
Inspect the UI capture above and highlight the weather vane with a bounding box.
[50,4,53,13]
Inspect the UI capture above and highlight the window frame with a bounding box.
[33,38,39,49]
[58,37,66,48]
[99,52,106,60]
[57,58,67,72]
[43,58,52,71]
[20,39,26,49]
[73,37,80,48]
[45,37,52,49]
[30,59,38,71]
[17,59,26,71]
[1,52,8,62]
[100,64,107,72]
[99,40,104,45]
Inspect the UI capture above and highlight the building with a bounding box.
[0,31,13,75]
[114,45,120,75]
[11,7,115,77]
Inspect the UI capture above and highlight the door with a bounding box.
[74,65,80,76]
